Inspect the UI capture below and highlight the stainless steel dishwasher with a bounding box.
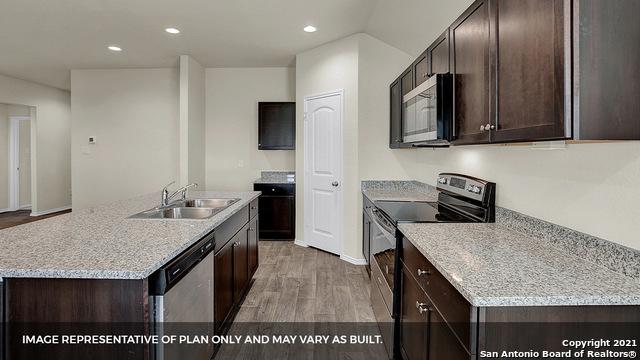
[150,231,215,360]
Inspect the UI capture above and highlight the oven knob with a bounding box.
[467,185,474,192]
[438,177,447,184]
[474,186,482,194]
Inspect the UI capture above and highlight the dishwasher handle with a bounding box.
[151,231,215,295]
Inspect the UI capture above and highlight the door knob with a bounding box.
[331,181,339,187]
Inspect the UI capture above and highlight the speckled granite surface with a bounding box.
[362,180,640,307]
[254,171,295,184]
[362,180,437,202]
[496,207,640,280]
[0,190,260,280]
[399,222,640,306]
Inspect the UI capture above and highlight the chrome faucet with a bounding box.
[161,181,198,207]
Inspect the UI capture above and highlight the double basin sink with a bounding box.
[130,198,240,220]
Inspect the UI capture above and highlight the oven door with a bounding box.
[369,208,396,290]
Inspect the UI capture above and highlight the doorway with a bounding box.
[303,90,344,256]
[9,115,31,211]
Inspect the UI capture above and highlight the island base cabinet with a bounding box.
[233,224,249,302]
[214,237,235,332]
[214,214,258,336]
[248,217,259,277]
[3,278,150,360]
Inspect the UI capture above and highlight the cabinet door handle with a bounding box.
[417,268,430,277]
[416,301,429,314]
[377,276,382,285]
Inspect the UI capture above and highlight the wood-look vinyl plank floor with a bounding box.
[217,241,387,360]
[0,209,70,230]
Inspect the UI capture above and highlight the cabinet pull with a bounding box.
[417,268,430,277]
[377,277,382,285]
[416,301,429,315]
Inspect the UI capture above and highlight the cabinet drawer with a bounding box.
[249,198,259,220]
[254,183,295,196]
[402,237,477,354]
[215,205,249,253]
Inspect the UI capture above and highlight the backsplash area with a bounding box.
[362,180,640,281]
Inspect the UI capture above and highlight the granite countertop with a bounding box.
[0,190,260,280]
[362,180,438,202]
[399,222,640,307]
[254,171,295,185]
[361,180,640,307]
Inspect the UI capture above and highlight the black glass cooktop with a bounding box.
[374,200,479,224]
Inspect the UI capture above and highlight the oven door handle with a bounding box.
[371,208,396,239]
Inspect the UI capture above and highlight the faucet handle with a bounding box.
[162,181,176,192]
[180,183,198,199]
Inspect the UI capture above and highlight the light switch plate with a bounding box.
[88,136,96,144]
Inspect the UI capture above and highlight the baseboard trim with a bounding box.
[31,205,71,217]
[19,204,32,210]
[0,208,10,214]
[293,239,308,247]
[340,254,367,266]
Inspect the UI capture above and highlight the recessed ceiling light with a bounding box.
[165,27,181,34]
[107,45,122,52]
[303,25,317,33]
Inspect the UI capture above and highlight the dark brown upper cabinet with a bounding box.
[451,0,492,145]
[413,51,429,87]
[491,0,570,143]
[258,102,295,150]
[428,29,450,76]
[400,68,414,96]
[389,68,414,148]
[574,0,640,140]
[389,79,403,148]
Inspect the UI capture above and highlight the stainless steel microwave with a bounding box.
[402,73,453,146]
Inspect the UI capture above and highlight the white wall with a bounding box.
[179,55,206,187]
[378,143,640,251]
[0,74,71,213]
[358,35,415,181]
[70,68,179,209]
[205,67,295,191]
[295,34,361,258]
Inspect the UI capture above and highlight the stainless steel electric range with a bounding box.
[366,173,496,359]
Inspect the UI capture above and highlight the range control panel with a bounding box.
[436,173,495,205]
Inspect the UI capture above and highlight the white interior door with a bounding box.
[304,90,343,256]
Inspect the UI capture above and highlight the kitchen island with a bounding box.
[0,190,260,360]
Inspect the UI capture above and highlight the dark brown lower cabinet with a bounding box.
[253,183,295,240]
[232,224,249,302]
[214,237,235,331]
[400,265,429,360]
[397,236,640,360]
[214,204,260,334]
[248,216,259,277]
[400,263,471,360]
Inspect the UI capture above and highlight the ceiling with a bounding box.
[0,0,472,90]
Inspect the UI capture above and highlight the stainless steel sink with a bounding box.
[182,198,239,209]
[129,198,240,220]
